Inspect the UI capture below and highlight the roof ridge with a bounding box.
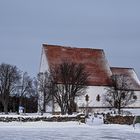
[43,44,103,51]
[110,67,134,70]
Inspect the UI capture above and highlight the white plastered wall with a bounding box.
[44,84,140,113]
[127,91,140,107]
[52,86,108,113]
[76,86,108,113]
[39,48,49,73]
[77,86,107,107]
[76,86,140,113]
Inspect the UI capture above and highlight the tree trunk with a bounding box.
[52,97,55,114]
[68,101,77,115]
[61,109,66,115]
[118,103,121,115]
[43,101,46,113]
[60,105,67,115]
[4,102,8,114]
[43,92,46,113]
[19,97,23,106]
[12,101,16,112]
[118,108,121,115]
[68,102,73,115]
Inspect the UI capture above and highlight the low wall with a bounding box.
[0,114,85,123]
[104,115,135,125]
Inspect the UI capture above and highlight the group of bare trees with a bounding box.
[0,63,37,114]
[0,61,89,115]
[15,72,34,107]
[52,62,89,114]
[0,61,137,115]
[0,63,20,114]
[37,72,53,113]
[37,61,89,115]
[36,61,138,115]
[105,74,137,114]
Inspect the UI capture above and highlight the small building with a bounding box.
[39,44,140,113]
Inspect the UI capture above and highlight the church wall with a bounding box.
[39,48,49,73]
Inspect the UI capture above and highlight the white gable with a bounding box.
[39,48,49,73]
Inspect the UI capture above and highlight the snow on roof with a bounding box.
[43,44,112,86]
[111,67,140,91]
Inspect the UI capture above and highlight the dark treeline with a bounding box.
[0,96,37,113]
[0,63,38,114]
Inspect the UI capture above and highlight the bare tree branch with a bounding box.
[15,72,33,107]
[105,74,137,114]
[0,63,21,114]
[50,61,89,115]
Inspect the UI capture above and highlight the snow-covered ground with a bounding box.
[0,111,140,140]
[0,120,140,140]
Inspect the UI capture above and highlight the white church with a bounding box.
[39,44,140,113]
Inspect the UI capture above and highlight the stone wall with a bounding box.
[104,115,134,125]
[0,114,85,123]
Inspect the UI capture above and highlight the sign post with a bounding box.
[19,106,24,115]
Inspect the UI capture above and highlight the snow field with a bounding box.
[0,120,139,140]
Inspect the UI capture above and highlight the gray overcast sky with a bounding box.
[0,0,140,77]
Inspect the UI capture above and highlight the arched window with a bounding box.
[96,94,100,102]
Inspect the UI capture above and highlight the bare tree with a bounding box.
[50,61,89,115]
[37,72,53,113]
[0,63,21,114]
[16,72,33,108]
[105,74,137,114]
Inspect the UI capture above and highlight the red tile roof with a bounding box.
[42,44,140,90]
[43,44,112,86]
[111,67,140,91]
